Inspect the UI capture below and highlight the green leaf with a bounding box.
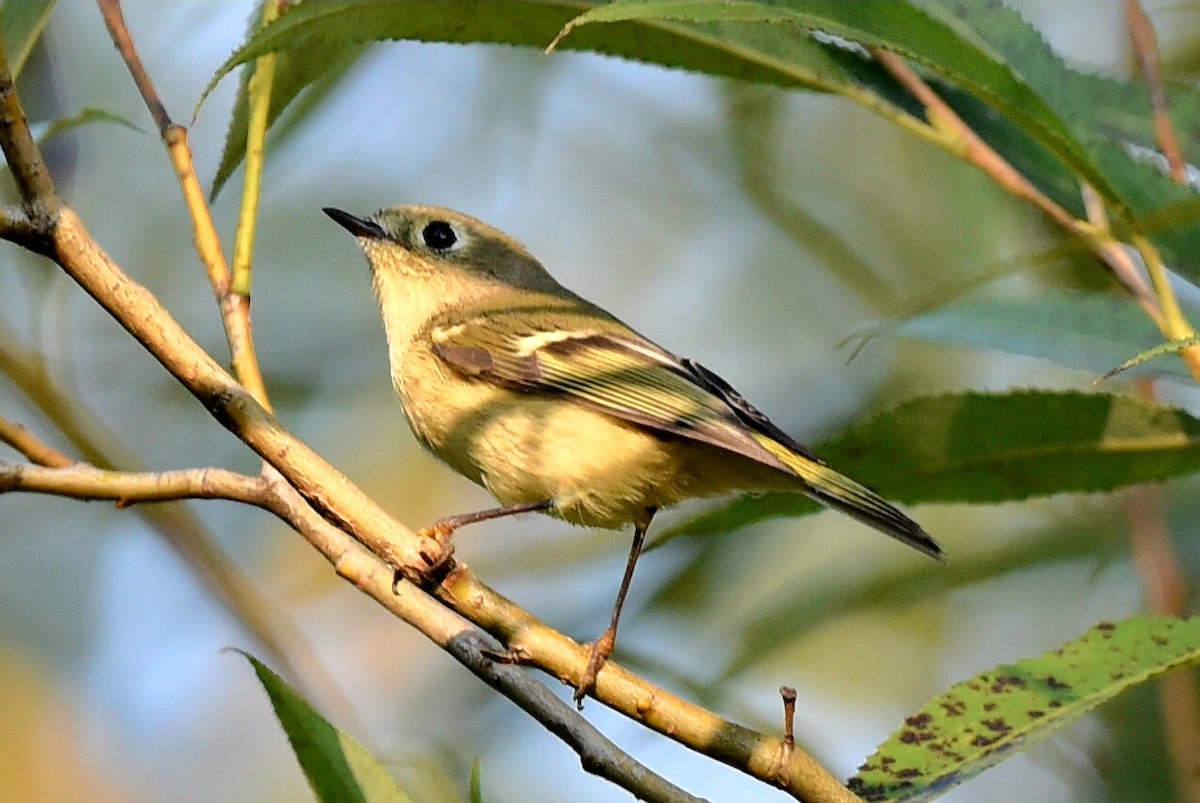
[195,0,902,133]
[31,107,144,144]
[888,292,1186,380]
[552,0,1122,208]
[209,1,367,200]
[662,390,1200,539]
[0,0,58,78]
[236,650,415,803]
[911,0,1200,284]
[848,617,1200,801]
[198,0,1200,284]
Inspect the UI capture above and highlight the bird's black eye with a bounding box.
[422,221,458,251]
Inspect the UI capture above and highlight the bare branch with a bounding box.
[0,40,58,225]
[1125,0,1187,183]
[0,415,74,467]
[96,0,271,409]
[95,0,170,134]
[0,461,266,504]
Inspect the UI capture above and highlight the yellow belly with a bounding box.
[396,349,795,529]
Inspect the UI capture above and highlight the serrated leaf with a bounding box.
[912,0,1200,284]
[210,0,366,200]
[848,617,1200,801]
[553,0,1123,208]
[198,0,1200,285]
[662,390,1200,540]
[0,0,58,78]
[196,0,866,120]
[888,291,1185,380]
[236,650,415,803]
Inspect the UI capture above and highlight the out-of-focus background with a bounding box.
[1,2,1197,801]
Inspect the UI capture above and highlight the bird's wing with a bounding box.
[427,305,943,561]
[426,307,801,472]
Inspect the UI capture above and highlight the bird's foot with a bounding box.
[573,628,616,709]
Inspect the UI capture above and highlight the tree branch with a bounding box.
[0,21,855,802]
[96,0,271,409]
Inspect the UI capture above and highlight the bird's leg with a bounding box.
[574,507,656,708]
[398,499,555,586]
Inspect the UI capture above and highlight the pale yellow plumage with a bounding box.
[326,203,941,703]
[326,204,940,559]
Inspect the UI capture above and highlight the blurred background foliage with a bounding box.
[2,1,1200,801]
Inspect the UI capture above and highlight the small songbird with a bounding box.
[325,205,942,705]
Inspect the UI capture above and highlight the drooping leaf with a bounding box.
[199,0,1200,285]
[663,390,1200,539]
[552,0,1122,207]
[31,107,143,143]
[237,650,415,803]
[557,0,1200,282]
[848,617,1200,800]
[196,0,866,119]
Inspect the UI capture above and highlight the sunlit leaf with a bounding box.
[237,650,415,803]
[195,0,910,144]
[848,618,1200,800]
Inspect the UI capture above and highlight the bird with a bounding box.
[325,204,942,705]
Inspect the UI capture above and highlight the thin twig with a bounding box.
[874,48,1200,384]
[231,0,282,298]
[95,0,169,133]
[1125,0,1187,182]
[0,415,74,466]
[0,40,57,226]
[776,686,798,785]
[1079,185,1164,328]
[0,461,266,504]
[96,0,271,409]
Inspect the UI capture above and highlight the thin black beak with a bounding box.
[323,207,386,239]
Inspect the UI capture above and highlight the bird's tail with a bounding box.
[756,435,944,561]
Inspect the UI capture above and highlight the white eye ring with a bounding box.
[420,220,465,252]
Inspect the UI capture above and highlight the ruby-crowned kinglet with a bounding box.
[325,205,942,703]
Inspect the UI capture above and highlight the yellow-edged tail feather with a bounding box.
[755,434,943,561]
